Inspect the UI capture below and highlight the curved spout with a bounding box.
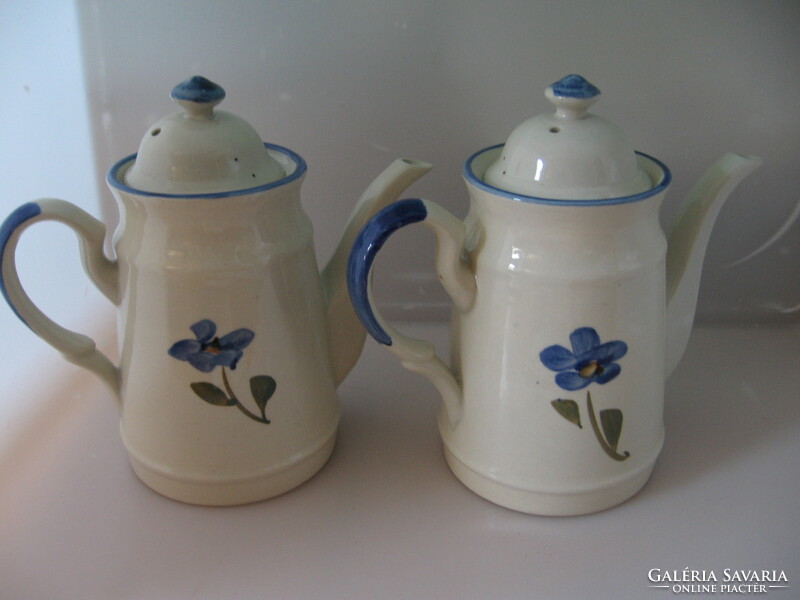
[321,158,432,385]
[665,153,762,377]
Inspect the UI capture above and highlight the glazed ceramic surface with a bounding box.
[348,75,760,515]
[116,144,341,504]
[0,77,430,505]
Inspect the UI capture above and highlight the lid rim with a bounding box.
[464,144,672,207]
[107,143,307,199]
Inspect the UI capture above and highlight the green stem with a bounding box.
[221,367,268,424]
[586,391,630,461]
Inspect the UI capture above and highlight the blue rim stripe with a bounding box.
[347,199,428,346]
[463,144,672,206]
[0,202,42,328]
[106,142,307,199]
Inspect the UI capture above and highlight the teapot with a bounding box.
[0,76,431,505]
[347,74,761,515]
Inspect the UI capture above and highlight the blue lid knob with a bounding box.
[171,76,226,104]
[170,76,226,119]
[549,74,601,99]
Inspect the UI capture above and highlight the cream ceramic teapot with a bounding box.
[0,76,430,505]
[348,74,761,515]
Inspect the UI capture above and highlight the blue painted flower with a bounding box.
[168,319,254,373]
[539,327,627,391]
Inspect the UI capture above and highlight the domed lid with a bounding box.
[484,74,651,200]
[124,76,285,195]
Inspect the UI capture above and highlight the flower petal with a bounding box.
[594,362,621,385]
[569,327,601,356]
[190,319,216,343]
[593,340,628,365]
[213,349,244,370]
[186,352,216,373]
[539,345,577,371]
[555,371,592,391]
[218,328,255,351]
[168,339,202,360]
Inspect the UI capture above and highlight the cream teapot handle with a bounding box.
[347,199,476,428]
[0,200,121,401]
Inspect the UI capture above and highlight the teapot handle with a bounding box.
[347,199,476,428]
[0,200,121,401]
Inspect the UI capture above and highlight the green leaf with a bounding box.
[551,399,582,428]
[250,375,277,418]
[190,382,235,406]
[599,409,624,451]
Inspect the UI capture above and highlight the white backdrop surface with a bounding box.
[0,1,104,422]
[74,0,799,324]
[1,4,798,598]
[2,0,798,430]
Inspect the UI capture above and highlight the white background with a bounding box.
[75,0,799,325]
[2,1,798,401]
[0,3,798,598]
[1,1,101,431]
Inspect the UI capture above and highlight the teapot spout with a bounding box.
[321,158,432,385]
[665,152,761,377]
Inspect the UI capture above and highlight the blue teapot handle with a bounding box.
[0,200,121,399]
[347,198,476,428]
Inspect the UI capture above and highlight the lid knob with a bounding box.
[546,74,601,120]
[170,76,226,119]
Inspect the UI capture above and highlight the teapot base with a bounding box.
[443,447,655,516]
[125,429,337,506]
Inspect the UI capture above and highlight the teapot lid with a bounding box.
[124,76,285,195]
[484,74,651,200]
